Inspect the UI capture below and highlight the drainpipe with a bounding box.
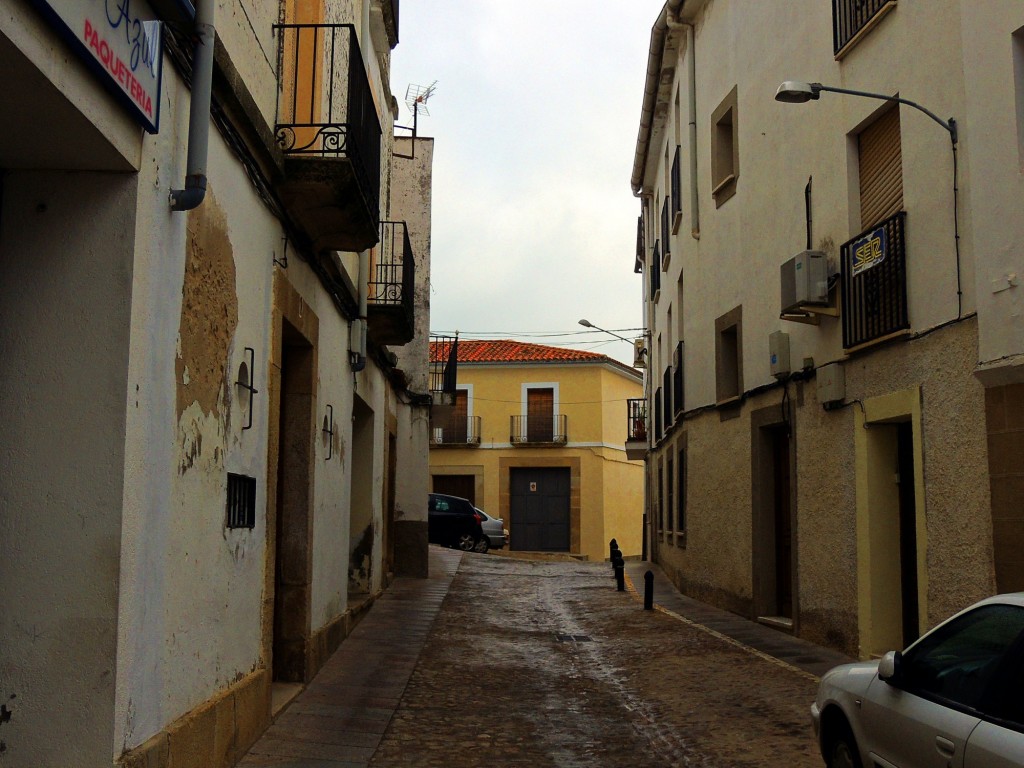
[349,251,369,371]
[170,0,215,211]
[681,21,699,240]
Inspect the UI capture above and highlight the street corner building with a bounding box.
[631,1,1024,660]
[428,339,646,562]
[0,1,436,765]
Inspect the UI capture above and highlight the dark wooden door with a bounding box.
[510,468,570,551]
[432,475,475,506]
[527,388,554,442]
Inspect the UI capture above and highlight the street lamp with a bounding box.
[775,79,962,318]
[577,318,638,346]
[774,81,956,145]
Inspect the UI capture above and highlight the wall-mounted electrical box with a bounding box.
[781,250,829,314]
[769,331,791,379]
[817,362,846,409]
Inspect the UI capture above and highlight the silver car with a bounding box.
[812,593,1024,768]
[473,507,507,553]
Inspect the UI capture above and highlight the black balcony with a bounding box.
[273,23,382,252]
[367,221,415,346]
[625,398,647,460]
[431,416,481,446]
[510,415,568,446]
[841,210,908,350]
[673,342,684,416]
[832,0,895,56]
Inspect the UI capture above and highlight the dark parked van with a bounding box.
[428,493,484,551]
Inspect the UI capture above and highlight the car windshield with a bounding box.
[901,603,1024,710]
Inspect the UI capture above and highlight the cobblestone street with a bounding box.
[242,547,848,767]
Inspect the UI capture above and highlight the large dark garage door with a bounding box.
[510,468,570,552]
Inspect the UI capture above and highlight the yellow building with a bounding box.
[429,340,645,560]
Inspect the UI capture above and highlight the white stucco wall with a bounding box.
[114,55,277,752]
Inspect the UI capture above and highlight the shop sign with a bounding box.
[33,0,164,133]
[850,225,888,277]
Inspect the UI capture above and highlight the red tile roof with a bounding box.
[430,339,612,365]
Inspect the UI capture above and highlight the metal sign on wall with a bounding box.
[32,0,164,133]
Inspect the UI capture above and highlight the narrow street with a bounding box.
[241,547,852,767]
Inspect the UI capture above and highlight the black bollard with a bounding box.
[615,562,625,591]
[610,547,622,576]
[609,538,618,561]
[644,570,654,610]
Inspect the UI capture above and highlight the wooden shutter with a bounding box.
[859,107,903,229]
[527,388,554,442]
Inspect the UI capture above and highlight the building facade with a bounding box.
[0,1,433,765]
[429,340,645,561]
[632,0,1024,659]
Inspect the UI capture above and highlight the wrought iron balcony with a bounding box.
[625,398,647,461]
[430,416,481,446]
[273,23,382,252]
[367,221,415,346]
[510,415,568,446]
[840,210,908,351]
[833,0,895,56]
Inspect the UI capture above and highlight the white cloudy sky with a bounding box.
[390,1,665,365]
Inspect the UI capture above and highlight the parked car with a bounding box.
[474,507,507,552]
[428,493,484,551]
[812,593,1024,768]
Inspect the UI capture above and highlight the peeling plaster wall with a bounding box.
[391,138,434,540]
[114,60,275,754]
[0,170,136,767]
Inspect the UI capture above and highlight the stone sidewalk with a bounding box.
[239,548,851,766]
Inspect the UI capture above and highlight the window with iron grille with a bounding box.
[226,473,257,529]
[654,388,663,442]
[715,306,743,404]
[635,216,645,272]
[673,341,684,416]
[661,198,671,266]
[832,0,897,57]
[657,463,665,532]
[663,366,673,432]
[650,245,661,298]
[671,146,682,221]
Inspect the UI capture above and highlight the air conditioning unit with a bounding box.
[780,250,828,314]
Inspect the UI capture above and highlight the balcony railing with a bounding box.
[626,399,647,442]
[431,416,481,446]
[841,210,908,350]
[273,23,382,252]
[510,415,568,445]
[367,221,415,345]
[650,243,661,297]
[673,342,684,416]
[625,398,647,460]
[832,0,895,56]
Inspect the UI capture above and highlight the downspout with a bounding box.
[350,251,369,372]
[682,21,699,240]
[170,0,215,211]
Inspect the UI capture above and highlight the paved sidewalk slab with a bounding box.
[238,546,462,768]
[625,560,855,678]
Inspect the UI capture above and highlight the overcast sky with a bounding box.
[390,1,664,365]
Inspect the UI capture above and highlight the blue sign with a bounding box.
[850,225,888,277]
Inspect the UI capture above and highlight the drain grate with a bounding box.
[555,633,593,643]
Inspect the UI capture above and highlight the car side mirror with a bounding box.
[878,650,903,686]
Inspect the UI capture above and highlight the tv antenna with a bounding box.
[395,81,437,159]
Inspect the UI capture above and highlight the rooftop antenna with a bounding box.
[395,80,437,159]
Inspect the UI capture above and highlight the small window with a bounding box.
[833,0,897,58]
[666,456,675,533]
[711,86,739,207]
[715,306,743,404]
[858,106,903,229]
[226,473,257,529]
[657,463,666,532]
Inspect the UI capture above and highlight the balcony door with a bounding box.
[527,388,554,443]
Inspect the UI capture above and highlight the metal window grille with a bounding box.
[635,216,645,270]
[677,447,687,533]
[226,473,257,529]
[663,366,673,432]
[671,146,682,218]
[626,398,647,441]
[661,198,671,264]
[832,0,892,55]
[650,243,661,296]
[654,388,663,442]
[840,211,908,350]
[673,341,684,416]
